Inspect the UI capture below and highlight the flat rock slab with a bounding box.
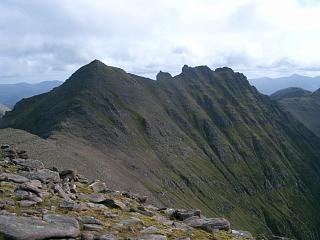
[183,217,230,232]
[0,214,80,240]
[12,158,44,169]
[134,235,167,240]
[20,169,60,183]
[79,193,107,203]
[0,173,29,183]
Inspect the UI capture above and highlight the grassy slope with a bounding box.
[2,61,320,239]
[276,91,320,138]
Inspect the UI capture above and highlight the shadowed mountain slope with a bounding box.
[270,87,312,101]
[273,88,320,138]
[2,60,320,239]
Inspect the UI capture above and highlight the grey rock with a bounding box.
[14,189,30,199]
[103,210,118,218]
[20,169,60,183]
[158,208,175,216]
[78,216,103,225]
[89,181,108,193]
[87,202,108,210]
[0,198,15,209]
[79,193,107,203]
[103,199,127,210]
[12,158,44,170]
[0,173,29,183]
[60,200,77,210]
[118,217,143,226]
[28,179,42,189]
[135,234,167,240]
[60,169,77,180]
[172,209,201,221]
[0,214,80,239]
[28,195,43,203]
[83,223,103,231]
[60,200,88,211]
[131,206,154,217]
[172,221,193,230]
[55,184,72,201]
[14,189,43,203]
[141,226,159,234]
[183,216,230,232]
[19,182,42,195]
[82,231,95,240]
[232,229,253,238]
[98,234,118,240]
[18,200,37,207]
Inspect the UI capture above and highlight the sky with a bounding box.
[1,0,320,83]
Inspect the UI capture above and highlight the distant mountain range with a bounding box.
[249,74,320,94]
[0,80,62,108]
[2,60,320,239]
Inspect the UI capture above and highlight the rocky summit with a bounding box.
[0,144,255,240]
[2,60,320,239]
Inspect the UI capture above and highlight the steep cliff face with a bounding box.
[2,60,320,239]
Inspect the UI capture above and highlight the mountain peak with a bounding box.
[214,67,234,74]
[156,71,172,81]
[88,59,106,66]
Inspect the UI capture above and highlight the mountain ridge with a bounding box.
[2,60,320,239]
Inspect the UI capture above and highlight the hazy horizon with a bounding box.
[1,0,320,83]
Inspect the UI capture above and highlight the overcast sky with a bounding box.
[1,0,320,83]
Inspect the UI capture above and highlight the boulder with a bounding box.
[172,209,201,221]
[0,214,80,239]
[103,199,127,210]
[183,216,230,232]
[59,169,77,180]
[90,180,108,193]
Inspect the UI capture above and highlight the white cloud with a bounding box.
[0,0,320,83]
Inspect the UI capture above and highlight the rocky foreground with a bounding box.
[0,145,275,240]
